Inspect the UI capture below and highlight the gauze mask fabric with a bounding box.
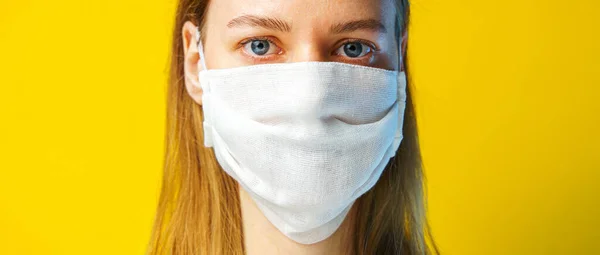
[194,31,407,244]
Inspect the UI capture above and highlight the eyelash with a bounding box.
[238,36,379,63]
[334,39,379,63]
[239,36,281,62]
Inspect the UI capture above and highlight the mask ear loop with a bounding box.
[392,32,407,152]
[397,32,406,97]
[195,29,214,147]
[398,32,405,72]
[196,30,208,71]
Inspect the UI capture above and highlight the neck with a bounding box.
[239,185,356,255]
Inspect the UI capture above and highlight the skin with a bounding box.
[182,0,406,254]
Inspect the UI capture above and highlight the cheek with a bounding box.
[372,55,395,71]
[372,34,400,71]
[202,34,243,70]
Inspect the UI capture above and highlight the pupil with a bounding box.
[251,40,269,55]
[344,42,363,58]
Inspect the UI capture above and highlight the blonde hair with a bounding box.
[146,0,439,254]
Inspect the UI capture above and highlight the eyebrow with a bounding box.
[227,15,386,34]
[330,19,387,34]
[227,15,291,32]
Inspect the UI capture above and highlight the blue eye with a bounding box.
[336,41,373,58]
[243,39,278,56]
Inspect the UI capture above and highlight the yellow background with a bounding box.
[0,0,598,254]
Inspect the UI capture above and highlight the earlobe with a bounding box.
[182,21,203,105]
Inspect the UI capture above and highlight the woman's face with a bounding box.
[184,0,401,73]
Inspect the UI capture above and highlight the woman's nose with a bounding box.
[290,43,328,62]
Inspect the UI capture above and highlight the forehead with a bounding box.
[206,0,397,30]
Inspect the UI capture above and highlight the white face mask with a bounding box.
[194,31,406,244]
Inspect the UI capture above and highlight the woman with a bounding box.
[147,0,439,254]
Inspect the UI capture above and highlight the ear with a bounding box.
[182,21,203,105]
[400,29,407,72]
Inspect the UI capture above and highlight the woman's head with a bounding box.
[148,0,437,254]
[181,0,408,105]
